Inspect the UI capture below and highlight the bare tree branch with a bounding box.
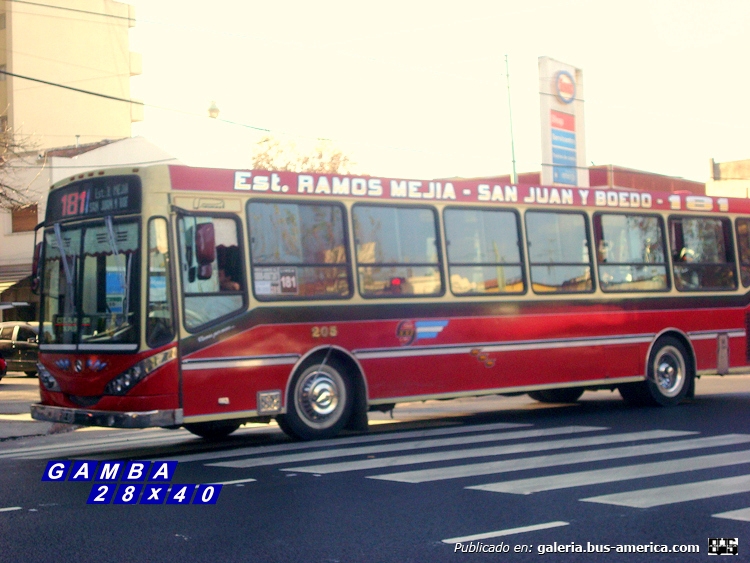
[0,121,41,210]
[251,135,357,175]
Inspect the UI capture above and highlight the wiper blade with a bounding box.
[105,216,130,316]
[53,222,75,315]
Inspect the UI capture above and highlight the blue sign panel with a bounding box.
[551,128,576,149]
[552,147,577,167]
[553,166,578,186]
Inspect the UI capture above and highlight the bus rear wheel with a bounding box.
[619,337,692,407]
[528,388,584,403]
[277,357,352,441]
[185,421,241,440]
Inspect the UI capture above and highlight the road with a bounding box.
[1,373,748,562]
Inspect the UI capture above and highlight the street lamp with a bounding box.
[208,101,220,119]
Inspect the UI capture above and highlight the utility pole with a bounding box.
[505,54,517,184]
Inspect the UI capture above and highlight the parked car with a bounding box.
[0,321,39,377]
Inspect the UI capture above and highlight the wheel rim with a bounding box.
[652,345,685,398]
[295,366,345,429]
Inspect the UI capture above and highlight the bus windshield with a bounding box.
[41,217,140,348]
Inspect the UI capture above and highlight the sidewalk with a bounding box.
[0,372,73,440]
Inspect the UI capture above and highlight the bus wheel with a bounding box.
[620,337,692,407]
[185,421,241,440]
[528,388,584,403]
[278,357,352,441]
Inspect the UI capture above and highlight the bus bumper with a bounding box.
[30,404,184,428]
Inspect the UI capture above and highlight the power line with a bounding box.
[1,69,140,106]
[7,0,134,23]
[0,69,273,134]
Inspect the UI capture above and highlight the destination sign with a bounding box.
[46,176,142,222]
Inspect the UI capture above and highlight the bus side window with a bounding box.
[177,215,245,331]
[669,216,736,291]
[525,211,593,293]
[247,201,351,300]
[594,213,668,292]
[736,218,750,287]
[352,204,443,297]
[444,207,525,295]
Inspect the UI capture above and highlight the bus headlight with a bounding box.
[38,363,61,392]
[104,348,177,396]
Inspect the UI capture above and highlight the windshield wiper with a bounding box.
[105,216,130,319]
[53,222,76,316]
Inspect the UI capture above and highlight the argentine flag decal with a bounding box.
[414,320,449,340]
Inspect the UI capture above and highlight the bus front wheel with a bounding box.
[277,357,352,441]
[619,337,693,407]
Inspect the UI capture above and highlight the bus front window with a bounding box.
[41,219,140,347]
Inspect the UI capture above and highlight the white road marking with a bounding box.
[581,474,750,508]
[471,449,750,494]
[442,521,569,544]
[368,433,750,483]
[176,421,531,464]
[712,507,750,522]
[210,425,604,469]
[207,478,257,486]
[284,429,694,475]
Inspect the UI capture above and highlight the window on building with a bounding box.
[594,213,669,292]
[669,216,736,291]
[444,207,525,295]
[12,204,38,233]
[526,211,593,293]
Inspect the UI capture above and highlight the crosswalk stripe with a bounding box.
[442,521,569,544]
[469,449,750,494]
[0,430,202,460]
[207,478,257,486]
[283,429,695,475]
[581,474,750,508]
[177,421,531,464]
[712,507,750,522]
[368,433,750,483]
[209,425,605,469]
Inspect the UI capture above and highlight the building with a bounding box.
[0,0,142,149]
[706,158,750,199]
[0,0,144,321]
[468,165,705,195]
[0,137,179,322]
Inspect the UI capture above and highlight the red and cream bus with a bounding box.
[30,165,750,440]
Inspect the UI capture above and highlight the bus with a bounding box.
[30,164,750,440]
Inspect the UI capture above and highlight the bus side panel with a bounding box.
[362,343,641,400]
[181,364,290,417]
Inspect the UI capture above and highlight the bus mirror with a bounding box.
[194,223,215,266]
[31,241,42,295]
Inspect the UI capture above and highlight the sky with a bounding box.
[129,0,750,182]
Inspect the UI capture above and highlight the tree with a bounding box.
[0,124,40,210]
[251,135,356,175]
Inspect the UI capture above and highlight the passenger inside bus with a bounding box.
[217,245,242,291]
